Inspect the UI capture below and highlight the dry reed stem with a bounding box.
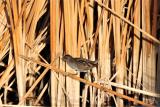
[133,0,140,90]
[50,0,57,106]
[78,1,88,57]
[0,0,158,106]
[78,1,92,106]
[107,82,160,97]
[150,0,157,96]
[0,60,14,88]
[57,1,66,106]
[5,74,15,91]
[151,0,158,37]
[19,54,72,106]
[82,85,89,107]
[4,72,15,104]
[89,0,107,56]
[33,83,48,105]
[5,0,30,102]
[1,0,48,105]
[0,2,5,13]
[110,0,122,106]
[141,0,152,103]
[63,0,79,106]
[18,63,50,105]
[20,55,153,106]
[97,0,113,106]
[94,0,160,45]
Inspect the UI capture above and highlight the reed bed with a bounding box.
[0,0,160,106]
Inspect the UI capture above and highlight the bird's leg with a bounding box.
[89,71,95,82]
[84,72,89,80]
[83,70,92,82]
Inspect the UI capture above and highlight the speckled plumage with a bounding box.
[62,54,98,73]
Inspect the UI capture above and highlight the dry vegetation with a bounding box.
[0,0,160,106]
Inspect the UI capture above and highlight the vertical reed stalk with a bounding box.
[142,0,151,103]
[50,0,58,106]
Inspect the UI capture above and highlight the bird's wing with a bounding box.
[75,58,96,67]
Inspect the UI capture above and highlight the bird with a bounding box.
[62,54,98,74]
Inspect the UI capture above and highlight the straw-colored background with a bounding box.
[0,0,160,106]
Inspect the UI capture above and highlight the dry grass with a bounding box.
[0,0,159,106]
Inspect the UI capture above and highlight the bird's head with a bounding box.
[62,54,73,62]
